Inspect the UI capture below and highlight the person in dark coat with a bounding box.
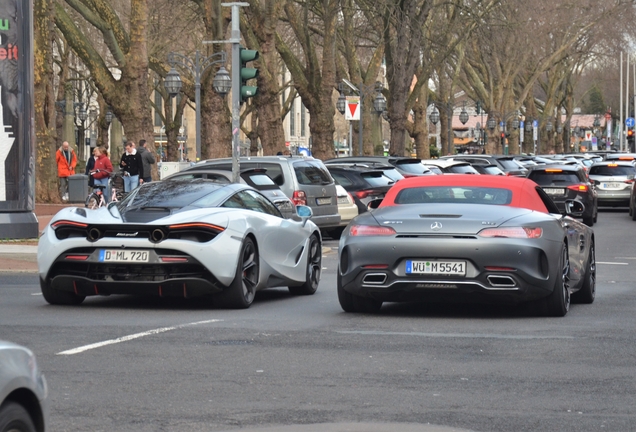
[119,141,144,192]
[137,139,155,183]
[85,147,96,188]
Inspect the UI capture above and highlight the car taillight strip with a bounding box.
[52,220,88,229]
[349,225,396,236]
[168,223,225,232]
[478,227,542,239]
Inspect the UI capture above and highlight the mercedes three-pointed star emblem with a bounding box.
[431,222,443,231]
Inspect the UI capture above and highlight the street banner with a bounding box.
[0,0,37,237]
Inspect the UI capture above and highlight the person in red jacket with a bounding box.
[90,146,113,202]
[56,141,77,200]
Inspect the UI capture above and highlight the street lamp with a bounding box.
[165,50,230,162]
[336,80,386,156]
[105,109,113,124]
[429,101,468,156]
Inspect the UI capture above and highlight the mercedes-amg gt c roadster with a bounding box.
[337,175,595,317]
[38,179,322,309]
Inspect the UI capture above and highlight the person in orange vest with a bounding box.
[56,141,77,201]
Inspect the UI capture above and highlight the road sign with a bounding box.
[626,117,635,128]
[345,96,360,120]
[532,120,538,128]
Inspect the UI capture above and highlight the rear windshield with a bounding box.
[589,165,635,176]
[382,168,404,182]
[448,165,479,174]
[529,171,581,185]
[242,173,279,190]
[293,161,333,185]
[499,159,524,170]
[360,172,395,187]
[395,160,429,174]
[395,186,512,205]
[480,166,504,175]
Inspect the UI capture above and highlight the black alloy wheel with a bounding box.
[543,243,571,317]
[572,241,596,304]
[220,237,259,309]
[289,234,321,295]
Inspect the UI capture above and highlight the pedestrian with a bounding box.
[90,147,113,202]
[120,141,144,192]
[56,141,77,201]
[85,147,96,188]
[137,139,155,183]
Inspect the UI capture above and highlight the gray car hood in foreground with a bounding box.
[370,204,533,235]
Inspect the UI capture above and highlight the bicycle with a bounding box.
[85,171,124,209]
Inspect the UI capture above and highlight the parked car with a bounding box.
[604,153,636,162]
[526,164,598,226]
[337,175,595,317]
[0,341,48,432]
[323,156,433,177]
[324,161,405,182]
[163,167,296,219]
[326,165,398,213]
[587,161,636,207]
[187,156,340,230]
[419,159,480,174]
[328,184,358,239]
[440,154,527,176]
[38,179,323,309]
[471,164,506,175]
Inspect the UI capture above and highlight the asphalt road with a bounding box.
[2,208,636,432]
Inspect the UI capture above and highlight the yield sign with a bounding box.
[345,96,360,120]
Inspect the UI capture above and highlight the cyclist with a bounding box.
[90,146,113,202]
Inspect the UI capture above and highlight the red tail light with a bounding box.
[625,179,635,184]
[505,172,513,176]
[349,225,396,236]
[292,190,307,206]
[354,190,373,199]
[51,220,88,229]
[479,227,543,238]
[567,184,588,192]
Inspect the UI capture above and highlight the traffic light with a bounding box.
[239,47,259,102]
[628,128,634,150]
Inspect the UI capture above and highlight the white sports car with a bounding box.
[38,179,322,309]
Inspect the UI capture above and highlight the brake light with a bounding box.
[51,220,88,229]
[168,222,225,232]
[619,157,635,160]
[505,172,514,176]
[478,227,543,238]
[567,184,588,192]
[625,179,635,184]
[292,190,307,206]
[349,225,396,236]
[354,190,372,199]
[545,169,563,173]
[608,163,618,167]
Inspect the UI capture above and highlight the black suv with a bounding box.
[323,156,433,177]
[527,165,598,226]
[325,165,397,213]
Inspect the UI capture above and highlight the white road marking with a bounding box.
[57,319,222,355]
[336,330,574,340]
[596,262,629,265]
[614,257,636,260]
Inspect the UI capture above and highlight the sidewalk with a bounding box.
[0,203,72,273]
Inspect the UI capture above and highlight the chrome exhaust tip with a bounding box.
[487,275,516,288]
[151,229,166,243]
[362,273,387,285]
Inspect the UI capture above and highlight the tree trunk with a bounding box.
[34,0,58,202]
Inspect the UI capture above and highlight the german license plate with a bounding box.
[316,197,332,205]
[337,197,349,204]
[406,260,466,275]
[99,250,149,263]
[543,188,565,196]
[602,183,621,189]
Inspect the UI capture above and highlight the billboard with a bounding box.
[0,0,37,238]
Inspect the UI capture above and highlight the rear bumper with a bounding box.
[310,213,341,229]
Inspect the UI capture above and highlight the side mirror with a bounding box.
[564,200,585,217]
[367,199,383,210]
[296,205,313,226]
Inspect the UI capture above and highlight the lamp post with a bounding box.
[487,110,519,155]
[164,50,231,162]
[336,80,386,156]
[429,101,469,156]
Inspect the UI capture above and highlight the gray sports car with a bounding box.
[337,175,595,317]
[38,179,322,309]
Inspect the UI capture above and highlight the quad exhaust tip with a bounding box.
[362,273,387,285]
[487,275,516,288]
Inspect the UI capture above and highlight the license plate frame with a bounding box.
[602,182,621,189]
[99,249,150,263]
[316,197,332,205]
[543,188,565,196]
[406,260,466,276]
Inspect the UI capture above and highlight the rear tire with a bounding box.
[542,243,570,317]
[218,237,259,309]
[40,278,85,305]
[337,268,355,312]
[0,401,37,432]
[572,240,596,304]
[288,234,321,295]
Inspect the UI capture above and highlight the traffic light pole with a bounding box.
[223,2,248,183]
